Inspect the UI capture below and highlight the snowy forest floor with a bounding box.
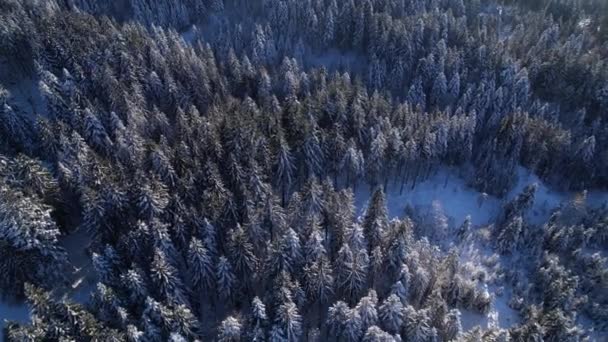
[2,165,606,336]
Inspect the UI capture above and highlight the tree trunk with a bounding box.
[411,162,422,190]
[400,163,409,195]
[334,170,339,190]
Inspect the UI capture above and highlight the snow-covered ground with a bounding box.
[0,298,29,324]
[352,166,606,331]
[59,227,96,304]
[0,228,94,338]
[354,168,501,226]
[0,298,29,341]
[354,166,606,226]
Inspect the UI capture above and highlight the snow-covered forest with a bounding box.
[0,0,607,340]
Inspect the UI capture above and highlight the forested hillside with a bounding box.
[0,0,607,341]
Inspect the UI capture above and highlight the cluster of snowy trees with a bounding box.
[496,187,608,341]
[0,0,607,340]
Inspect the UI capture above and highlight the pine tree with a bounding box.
[356,289,379,332]
[135,177,169,221]
[273,301,302,341]
[422,200,449,243]
[391,281,408,305]
[303,223,327,265]
[450,0,466,17]
[367,133,388,188]
[404,307,432,342]
[336,243,369,303]
[246,297,268,341]
[0,98,32,149]
[407,78,426,111]
[303,254,334,304]
[269,228,303,277]
[172,304,199,339]
[362,325,396,342]
[301,177,325,217]
[379,294,404,334]
[431,71,448,108]
[83,107,112,153]
[216,255,236,301]
[457,215,472,242]
[363,188,388,252]
[143,297,172,340]
[443,309,463,341]
[120,266,148,305]
[274,134,295,206]
[187,237,215,292]
[342,139,365,190]
[326,126,347,187]
[327,300,350,340]
[150,146,177,187]
[218,316,242,342]
[126,324,145,341]
[503,183,538,221]
[448,72,461,104]
[0,182,68,295]
[302,129,324,178]
[227,224,258,291]
[344,309,364,342]
[386,220,412,280]
[473,285,492,314]
[497,216,523,254]
[346,223,367,253]
[150,248,187,305]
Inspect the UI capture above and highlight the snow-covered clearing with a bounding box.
[354,166,605,226]
[354,168,501,226]
[352,166,607,331]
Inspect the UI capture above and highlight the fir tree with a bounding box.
[218,316,242,342]
[379,294,404,334]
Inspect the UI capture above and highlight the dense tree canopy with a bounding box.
[0,0,606,340]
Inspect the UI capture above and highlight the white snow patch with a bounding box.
[353,166,606,228]
[59,227,96,304]
[578,18,592,29]
[0,58,44,120]
[509,167,607,225]
[0,228,94,336]
[354,167,502,226]
[0,298,30,333]
[0,298,30,341]
[353,165,606,332]
[460,292,519,331]
[458,242,521,330]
